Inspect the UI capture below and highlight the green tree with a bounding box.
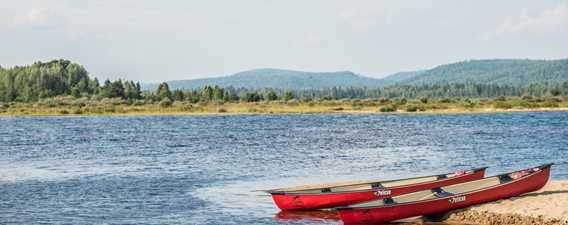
[71,86,81,98]
[173,89,185,101]
[156,82,172,100]
[245,91,263,102]
[100,79,113,98]
[90,78,100,95]
[124,81,141,100]
[266,90,279,101]
[283,90,294,101]
[213,85,224,102]
[159,97,173,107]
[201,85,213,102]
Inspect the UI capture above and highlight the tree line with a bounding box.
[0,59,142,102]
[1,60,567,104]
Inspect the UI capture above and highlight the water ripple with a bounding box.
[0,112,567,224]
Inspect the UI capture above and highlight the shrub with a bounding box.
[217,108,227,113]
[493,101,512,109]
[286,100,299,106]
[85,106,103,114]
[379,106,396,112]
[104,106,116,113]
[379,98,390,104]
[99,97,125,106]
[71,108,83,114]
[41,98,62,107]
[406,105,419,112]
[360,99,377,107]
[541,102,559,108]
[72,98,88,107]
[134,100,145,106]
[495,96,507,101]
[182,104,194,111]
[159,98,173,108]
[394,98,407,106]
[461,99,476,108]
[545,97,562,103]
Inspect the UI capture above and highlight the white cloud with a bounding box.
[293,33,322,48]
[338,6,392,30]
[481,3,568,41]
[14,7,52,26]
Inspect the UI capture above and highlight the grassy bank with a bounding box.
[1,96,567,116]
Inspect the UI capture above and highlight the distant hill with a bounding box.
[381,70,426,84]
[143,69,385,90]
[403,59,568,86]
[142,58,568,90]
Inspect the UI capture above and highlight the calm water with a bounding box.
[1,112,567,224]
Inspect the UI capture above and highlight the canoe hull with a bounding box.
[338,165,551,225]
[271,169,485,210]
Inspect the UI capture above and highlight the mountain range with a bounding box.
[142,58,568,90]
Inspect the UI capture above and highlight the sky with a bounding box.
[1,0,567,82]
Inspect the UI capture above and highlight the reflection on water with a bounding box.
[275,210,341,223]
[274,210,473,225]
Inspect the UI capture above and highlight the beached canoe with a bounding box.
[265,167,486,210]
[337,164,552,225]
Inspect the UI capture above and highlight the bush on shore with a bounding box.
[379,105,396,112]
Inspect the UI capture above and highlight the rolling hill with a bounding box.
[380,70,426,84]
[143,58,568,90]
[144,69,385,90]
[404,59,568,86]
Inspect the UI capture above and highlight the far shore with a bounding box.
[1,107,568,117]
[1,100,568,117]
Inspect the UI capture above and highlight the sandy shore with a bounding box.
[447,181,568,225]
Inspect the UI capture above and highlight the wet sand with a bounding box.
[447,180,568,225]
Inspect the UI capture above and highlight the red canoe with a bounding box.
[337,164,552,225]
[265,167,486,210]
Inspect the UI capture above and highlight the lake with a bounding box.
[1,112,567,224]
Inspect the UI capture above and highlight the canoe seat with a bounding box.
[437,174,447,180]
[432,187,454,198]
[383,198,396,205]
[321,188,332,193]
[499,174,514,184]
[371,183,384,189]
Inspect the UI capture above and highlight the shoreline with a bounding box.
[1,107,568,117]
[446,181,568,225]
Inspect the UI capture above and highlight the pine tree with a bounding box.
[156,82,172,100]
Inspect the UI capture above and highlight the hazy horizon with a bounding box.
[1,0,567,82]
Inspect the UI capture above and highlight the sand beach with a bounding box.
[447,181,568,225]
